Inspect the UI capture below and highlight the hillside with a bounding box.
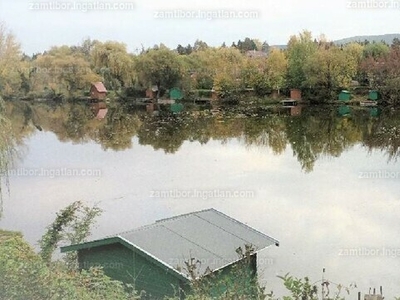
[271,33,400,49]
[334,33,400,45]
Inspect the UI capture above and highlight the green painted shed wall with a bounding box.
[213,254,257,297]
[76,243,258,299]
[368,90,380,101]
[77,243,187,299]
[339,91,351,101]
[185,254,258,299]
[170,88,183,100]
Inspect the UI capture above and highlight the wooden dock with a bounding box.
[280,99,298,107]
[157,99,175,104]
[360,100,378,107]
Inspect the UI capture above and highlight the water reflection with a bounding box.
[90,102,108,120]
[2,100,400,297]
[4,101,400,172]
[0,100,16,219]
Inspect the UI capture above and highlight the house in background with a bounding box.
[90,82,107,101]
[245,50,268,58]
[61,208,279,299]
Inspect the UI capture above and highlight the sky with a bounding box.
[0,0,400,54]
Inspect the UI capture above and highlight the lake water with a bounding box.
[1,101,399,298]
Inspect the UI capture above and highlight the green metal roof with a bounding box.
[61,208,279,280]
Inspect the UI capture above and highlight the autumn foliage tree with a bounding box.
[30,46,101,99]
[0,22,22,98]
[303,44,358,99]
[361,43,400,104]
[91,41,136,91]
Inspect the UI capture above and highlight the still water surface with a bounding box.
[1,101,399,297]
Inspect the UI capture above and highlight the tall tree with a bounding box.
[38,201,101,265]
[362,42,390,59]
[261,41,270,53]
[135,46,182,97]
[236,37,257,53]
[286,30,317,89]
[303,45,358,98]
[91,41,136,90]
[391,38,400,48]
[31,46,100,99]
[0,22,22,98]
[176,44,186,55]
[266,48,288,94]
[193,39,208,52]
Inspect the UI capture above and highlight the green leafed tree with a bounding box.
[39,201,102,266]
[286,30,318,89]
[30,46,101,99]
[303,45,358,99]
[91,41,136,91]
[266,48,288,94]
[135,46,182,97]
[362,41,390,59]
[0,230,139,299]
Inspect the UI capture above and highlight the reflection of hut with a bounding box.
[290,106,302,116]
[211,88,218,100]
[290,89,302,101]
[91,102,108,120]
[370,107,381,117]
[146,103,155,113]
[271,89,279,99]
[338,105,351,117]
[90,82,107,101]
[170,103,184,113]
[146,86,158,99]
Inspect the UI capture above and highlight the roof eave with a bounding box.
[60,237,121,253]
[210,209,280,246]
[201,242,279,278]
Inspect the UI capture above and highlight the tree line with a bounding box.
[1,22,400,104]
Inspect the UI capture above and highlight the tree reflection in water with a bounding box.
[5,100,400,173]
